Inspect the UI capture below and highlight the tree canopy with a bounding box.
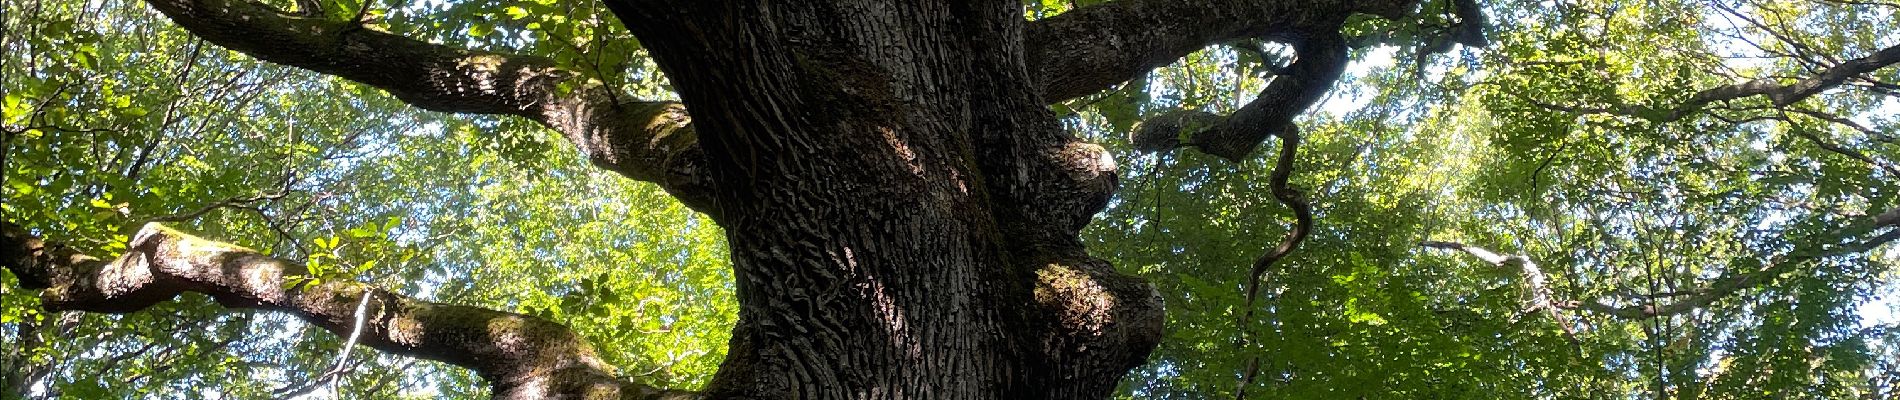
[2,0,1897,398]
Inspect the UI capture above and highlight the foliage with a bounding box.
[1074,0,1900,398]
[1,0,726,397]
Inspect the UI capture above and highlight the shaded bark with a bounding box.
[1187,31,1347,161]
[1232,124,1316,399]
[138,0,1435,216]
[0,317,45,397]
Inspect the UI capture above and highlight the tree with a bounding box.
[3,0,1898,399]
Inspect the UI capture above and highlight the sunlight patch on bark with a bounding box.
[1034,263,1116,332]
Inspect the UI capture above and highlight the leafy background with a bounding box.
[3,0,1897,398]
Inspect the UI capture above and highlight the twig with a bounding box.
[1786,126,1900,175]
[326,289,375,396]
[272,289,374,399]
[138,190,289,225]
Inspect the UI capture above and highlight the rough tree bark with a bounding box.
[4,0,1422,398]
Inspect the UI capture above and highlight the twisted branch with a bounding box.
[1233,125,1314,400]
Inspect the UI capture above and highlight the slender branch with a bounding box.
[276,289,374,400]
[1418,240,1577,340]
[1783,121,1900,175]
[346,0,374,26]
[1692,108,1898,174]
[1422,209,1899,320]
[269,294,372,400]
[1860,78,1900,96]
[290,0,324,17]
[1784,107,1881,136]
[139,190,288,225]
[1517,41,1900,124]
[1244,128,1315,303]
[1234,124,1314,400]
[361,359,418,396]
[0,221,699,400]
[1712,1,1836,70]
[330,290,373,383]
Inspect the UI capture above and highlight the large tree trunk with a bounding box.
[14,0,1434,397]
[604,2,1162,398]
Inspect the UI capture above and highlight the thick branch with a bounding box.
[1683,43,1900,109]
[142,0,715,213]
[0,222,696,400]
[1027,0,1418,103]
[1129,32,1349,161]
